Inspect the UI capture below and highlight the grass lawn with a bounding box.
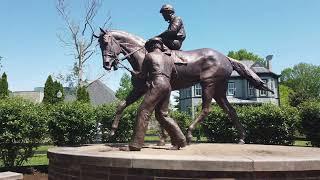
[23,145,54,166]
[293,140,311,147]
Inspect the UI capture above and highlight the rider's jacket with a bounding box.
[159,16,186,43]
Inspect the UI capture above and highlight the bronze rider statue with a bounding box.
[157,4,186,51]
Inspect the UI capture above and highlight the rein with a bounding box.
[108,34,145,73]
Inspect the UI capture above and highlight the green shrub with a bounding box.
[0,98,47,167]
[48,102,96,146]
[96,101,137,142]
[300,100,320,147]
[202,105,238,143]
[202,104,299,145]
[76,86,90,103]
[170,111,192,135]
[240,104,297,145]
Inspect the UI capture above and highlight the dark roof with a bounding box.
[87,80,116,106]
[231,60,279,77]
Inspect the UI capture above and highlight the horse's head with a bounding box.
[95,28,121,71]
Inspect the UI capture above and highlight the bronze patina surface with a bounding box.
[97,29,273,148]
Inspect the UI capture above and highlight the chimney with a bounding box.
[265,55,273,71]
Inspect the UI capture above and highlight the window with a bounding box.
[248,82,255,96]
[260,79,268,96]
[194,84,202,96]
[270,79,274,92]
[227,82,235,96]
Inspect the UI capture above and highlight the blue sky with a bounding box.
[1,0,320,92]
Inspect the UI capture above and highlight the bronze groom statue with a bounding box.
[157,4,186,50]
[126,38,187,151]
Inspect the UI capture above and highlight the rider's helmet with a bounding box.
[160,4,175,14]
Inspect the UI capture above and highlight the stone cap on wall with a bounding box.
[48,143,320,172]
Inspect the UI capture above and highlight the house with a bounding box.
[63,80,117,106]
[86,80,117,106]
[179,60,280,118]
[10,91,44,103]
[12,80,116,105]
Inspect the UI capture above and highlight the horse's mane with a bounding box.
[110,30,146,47]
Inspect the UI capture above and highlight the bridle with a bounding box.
[102,32,144,73]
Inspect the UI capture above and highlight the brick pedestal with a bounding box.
[48,144,320,180]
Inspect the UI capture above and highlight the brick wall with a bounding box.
[49,159,320,180]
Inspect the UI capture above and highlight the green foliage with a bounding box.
[299,100,320,147]
[43,75,64,104]
[54,80,65,103]
[115,73,133,100]
[43,75,54,104]
[202,106,238,143]
[0,72,9,98]
[76,86,90,103]
[0,98,47,167]
[228,49,265,64]
[202,104,299,145]
[0,56,3,71]
[280,63,320,104]
[170,110,192,135]
[279,85,294,107]
[48,102,96,146]
[96,101,137,142]
[289,90,311,107]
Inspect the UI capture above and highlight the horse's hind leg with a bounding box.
[215,95,246,144]
[187,84,214,144]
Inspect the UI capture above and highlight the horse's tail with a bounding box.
[227,57,274,94]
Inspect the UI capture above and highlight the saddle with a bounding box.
[165,50,188,66]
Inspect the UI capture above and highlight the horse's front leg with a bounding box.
[110,87,146,136]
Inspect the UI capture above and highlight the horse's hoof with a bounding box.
[109,129,115,136]
[238,139,245,144]
[166,145,180,150]
[186,135,193,145]
[157,140,166,146]
[166,141,186,150]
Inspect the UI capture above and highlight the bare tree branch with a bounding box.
[82,51,95,64]
[56,0,110,87]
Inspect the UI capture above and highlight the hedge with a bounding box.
[202,104,299,145]
[0,98,47,167]
[48,102,96,146]
[96,101,137,143]
[300,100,320,147]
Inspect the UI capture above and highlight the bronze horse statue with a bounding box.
[96,29,273,144]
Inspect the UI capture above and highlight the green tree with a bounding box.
[0,56,3,71]
[0,72,9,98]
[115,73,133,100]
[228,49,265,64]
[53,80,64,103]
[43,75,64,104]
[279,85,294,107]
[280,63,320,98]
[56,0,110,86]
[76,86,90,103]
[43,75,55,104]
